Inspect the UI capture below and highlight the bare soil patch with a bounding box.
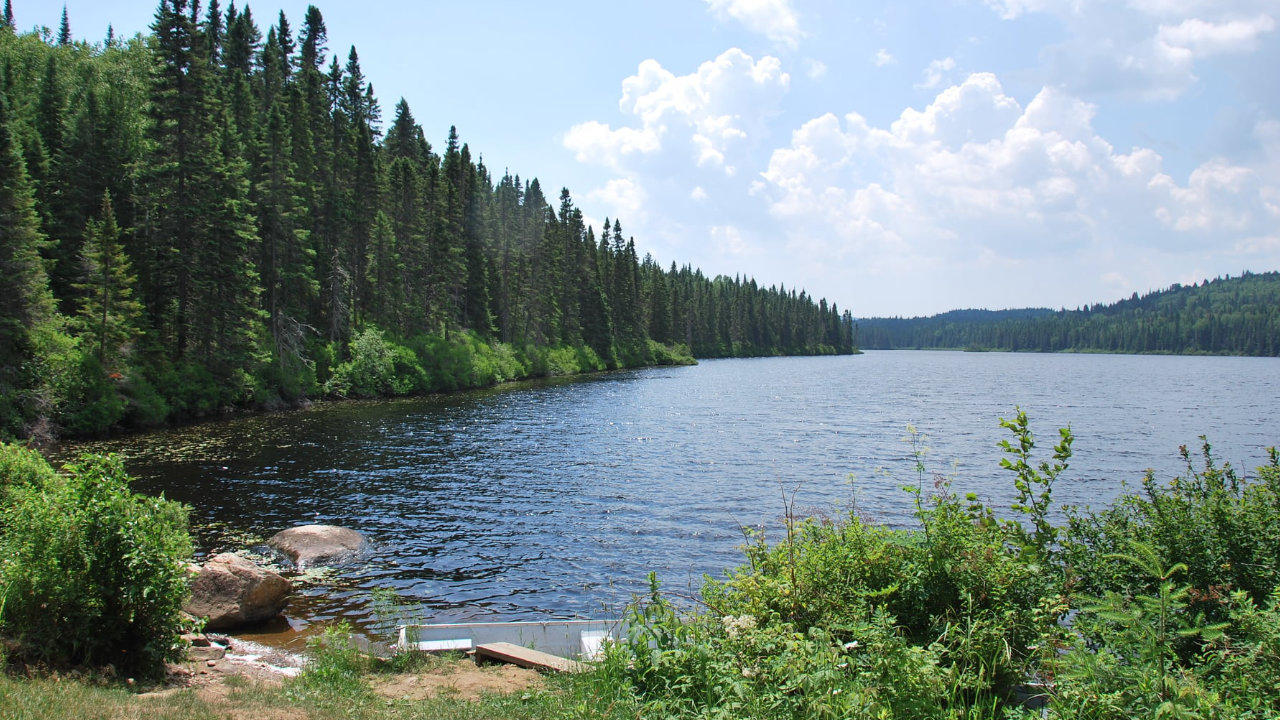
[372,660,544,702]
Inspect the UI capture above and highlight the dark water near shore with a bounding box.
[58,351,1280,643]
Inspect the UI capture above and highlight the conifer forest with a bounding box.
[0,2,856,440]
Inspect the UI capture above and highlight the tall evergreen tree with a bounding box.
[2,1,13,32]
[0,89,58,435]
[255,95,315,377]
[73,191,141,369]
[142,0,262,384]
[57,5,70,45]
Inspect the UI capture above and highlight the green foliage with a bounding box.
[1202,589,1280,718]
[1041,541,1232,719]
[858,272,1280,356]
[53,348,127,435]
[0,442,55,496]
[0,447,193,676]
[1061,442,1280,617]
[610,415,1081,717]
[998,407,1072,561]
[600,413,1279,718]
[602,574,955,719]
[326,326,427,398]
[286,622,373,707]
[410,331,529,390]
[646,339,696,366]
[0,10,854,441]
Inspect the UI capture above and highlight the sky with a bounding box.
[20,0,1280,317]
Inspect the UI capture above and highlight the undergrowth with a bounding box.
[597,408,1280,719]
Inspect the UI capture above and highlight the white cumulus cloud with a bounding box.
[565,49,790,175]
[705,0,804,50]
[586,178,649,225]
[759,73,1280,293]
[1156,15,1276,56]
[984,0,1277,99]
[917,57,956,90]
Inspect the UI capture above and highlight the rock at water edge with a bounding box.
[266,524,368,569]
[185,553,291,631]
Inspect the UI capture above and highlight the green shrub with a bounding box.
[1203,588,1280,718]
[1062,442,1280,616]
[0,442,56,495]
[54,350,127,435]
[286,622,373,707]
[647,340,695,366]
[326,326,428,397]
[604,575,959,719]
[0,449,193,676]
[1041,542,1233,720]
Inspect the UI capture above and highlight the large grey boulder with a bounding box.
[185,553,291,630]
[267,524,368,569]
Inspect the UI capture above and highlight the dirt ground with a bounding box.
[371,661,543,702]
[139,636,543,707]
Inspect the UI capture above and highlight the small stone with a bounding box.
[207,660,217,668]
[188,643,226,662]
[182,632,211,647]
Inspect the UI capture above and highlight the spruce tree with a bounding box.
[0,90,58,436]
[57,5,70,45]
[2,1,13,32]
[73,191,141,369]
[255,97,315,377]
[37,52,76,308]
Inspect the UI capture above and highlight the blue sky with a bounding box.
[23,0,1280,317]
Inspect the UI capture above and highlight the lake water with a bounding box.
[59,351,1280,639]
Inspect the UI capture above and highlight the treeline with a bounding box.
[0,2,854,440]
[857,272,1280,355]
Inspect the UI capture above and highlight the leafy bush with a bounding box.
[603,575,953,719]
[0,448,193,676]
[599,414,1280,719]
[53,350,127,435]
[1062,442,1280,616]
[1038,542,1235,719]
[605,415,1084,719]
[646,340,695,366]
[326,326,428,397]
[286,622,373,707]
[0,442,56,496]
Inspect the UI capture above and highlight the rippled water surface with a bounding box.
[60,352,1280,635]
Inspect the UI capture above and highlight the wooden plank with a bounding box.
[474,642,588,674]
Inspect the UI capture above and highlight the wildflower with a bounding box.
[722,614,757,638]
[843,640,860,651]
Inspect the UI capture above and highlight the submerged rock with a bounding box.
[267,524,368,569]
[185,553,291,630]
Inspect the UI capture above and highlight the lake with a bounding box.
[58,351,1280,640]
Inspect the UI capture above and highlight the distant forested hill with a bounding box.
[857,272,1280,356]
[0,3,853,440]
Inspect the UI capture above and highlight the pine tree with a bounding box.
[36,52,76,308]
[2,1,13,32]
[0,89,58,436]
[57,5,70,45]
[73,191,141,369]
[142,0,262,382]
[429,126,467,333]
[255,94,315,374]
